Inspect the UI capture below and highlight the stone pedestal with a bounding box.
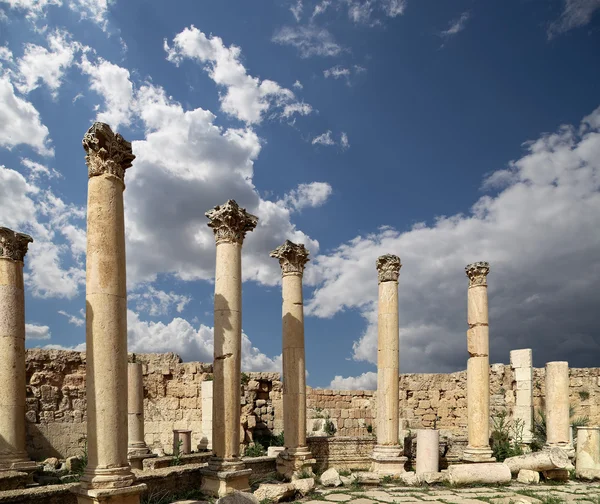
[74,123,144,503]
[202,200,257,497]
[463,262,495,463]
[173,430,192,455]
[544,361,573,457]
[0,228,36,481]
[370,255,407,474]
[416,430,439,475]
[127,363,155,470]
[510,349,533,444]
[576,427,600,478]
[271,241,315,479]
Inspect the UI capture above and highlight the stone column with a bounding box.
[510,349,533,444]
[201,200,256,497]
[270,241,316,478]
[575,427,600,479]
[0,228,36,476]
[415,429,440,475]
[127,362,155,470]
[73,123,145,504]
[371,254,407,474]
[200,380,213,450]
[545,361,573,456]
[463,262,495,463]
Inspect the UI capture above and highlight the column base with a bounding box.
[72,483,146,504]
[276,447,316,480]
[127,446,157,470]
[370,445,407,475]
[200,457,251,497]
[79,465,136,490]
[544,443,575,459]
[462,446,495,463]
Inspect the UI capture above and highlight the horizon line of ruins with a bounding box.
[1,122,597,503]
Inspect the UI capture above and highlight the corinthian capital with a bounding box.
[270,240,309,276]
[465,261,490,287]
[206,199,258,245]
[0,227,33,262]
[82,122,135,181]
[376,254,401,283]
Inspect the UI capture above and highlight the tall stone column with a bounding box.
[127,361,155,470]
[544,361,573,455]
[270,241,316,478]
[371,254,407,474]
[0,228,36,476]
[201,200,256,497]
[463,262,495,463]
[73,123,145,504]
[510,349,533,444]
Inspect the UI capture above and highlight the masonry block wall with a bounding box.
[23,349,600,460]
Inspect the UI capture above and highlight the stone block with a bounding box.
[510,349,532,369]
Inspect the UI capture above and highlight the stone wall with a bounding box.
[23,349,600,461]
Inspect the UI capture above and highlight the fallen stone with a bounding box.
[340,475,353,486]
[35,474,62,485]
[267,446,285,457]
[42,457,59,468]
[65,456,84,473]
[575,468,600,480]
[447,462,511,485]
[217,491,259,504]
[418,471,447,484]
[254,482,295,502]
[504,448,568,474]
[399,471,419,486]
[542,468,569,481]
[320,468,342,487]
[291,477,315,496]
[517,469,540,484]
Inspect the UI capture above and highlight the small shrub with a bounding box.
[338,469,351,477]
[260,499,274,504]
[170,439,184,466]
[254,432,284,448]
[296,469,312,479]
[350,476,362,491]
[366,424,374,435]
[381,475,393,484]
[490,411,524,462]
[204,374,214,381]
[578,390,590,401]
[324,418,337,436]
[241,373,250,386]
[244,442,266,458]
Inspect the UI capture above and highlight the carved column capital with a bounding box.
[270,240,309,276]
[465,261,490,287]
[82,122,135,181]
[206,199,258,245]
[0,227,33,262]
[376,254,401,283]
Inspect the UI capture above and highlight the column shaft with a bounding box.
[0,258,28,468]
[545,361,570,448]
[213,241,242,460]
[377,280,399,446]
[128,363,146,452]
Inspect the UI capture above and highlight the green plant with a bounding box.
[350,475,362,491]
[313,407,324,419]
[72,438,88,480]
[338,469,351,477]
[241,373,250,386]
[244,442,266,457]
[296,469,312,479]
[538,495,565,504]
[204,374,214,381]
[170,439,183,466]
[381,475,393,484]
[490,411,524,462]
[531,405,590,451]
[366,424,374,434]
[324,418,337,436]
[260,499,273,504]
[254,431,284,448]
[578,390,590,401]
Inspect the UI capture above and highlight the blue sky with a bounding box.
[1,0,599,389]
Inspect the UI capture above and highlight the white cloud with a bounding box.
[283,182,333,211]
[129,286,192,316]
[0,74,53,156]
[272,25,343,58]
[127,309,281,371]
[340,132,350,149]
[58,309,84,326]
[548,0,600,38]
[323,65,350,79]
[290,0,303,21]
[344,0,406,25]
[16,29,84,96]
[0,45,13,64]
[2,0,111,29]
[42,342,86,351]
[312,130,335,146]
[164,25,312,124]
[79,56,134,129]
[26,323,51,340]
[21,158,60,179]
[311,0,331,19]
[292,80,303,90]
[440,11,470,41]
[306,105,600,372]
[330,371,377,390]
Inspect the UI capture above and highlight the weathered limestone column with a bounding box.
[200,380,213,450]
[0,228,36,476]
[544,361,573,455]
[270,241,316,478]
[463,262,495,463]
[127,362,155,470]
[201,200,256,497]
[73,123,145,504]
[510,349,533,444]
[415,429,440,475]
[576,427,600,479]
[371,254,407,474]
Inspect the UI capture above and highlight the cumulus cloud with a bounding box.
[129,286,192,316]
[164,26,312,124]
[58,309,85,327]
[21,158,60,179]
[283,182,333,211]
[440,11,470,45]
[312,130,349,149]
[290,0,303,21]
[293,80,303,89]
[306,105,600,373]
[26,323,51,340]
[272,25,343,58]
[2,0,112,29]
[340,132,350,149]
[548,0,600,38]
[323,65,350,79]
[329,371,377,390]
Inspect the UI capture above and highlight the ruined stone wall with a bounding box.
[23,350,600,461]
